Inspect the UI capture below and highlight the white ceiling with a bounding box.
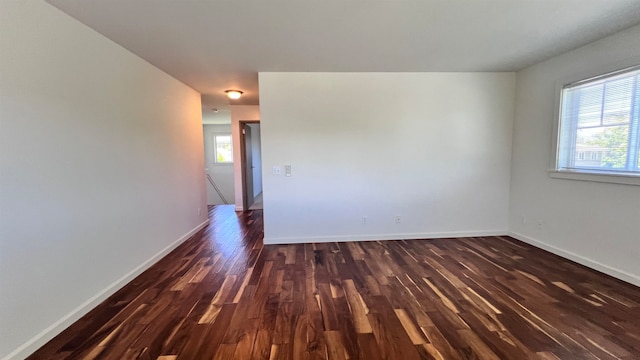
[47,0,640,121]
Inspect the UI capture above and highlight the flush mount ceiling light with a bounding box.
[225,90,243,100]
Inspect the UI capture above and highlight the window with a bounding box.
[555,66,640,179]
[214,134,233,163]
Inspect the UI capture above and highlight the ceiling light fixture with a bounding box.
[225,90,243,100]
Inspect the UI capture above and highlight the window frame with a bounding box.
[213,133,233,164]
[550,59,640,186]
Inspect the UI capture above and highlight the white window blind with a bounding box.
[557,66,640,176]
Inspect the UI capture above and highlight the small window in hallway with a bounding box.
[214,134,233,163]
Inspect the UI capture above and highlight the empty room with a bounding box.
[2,1,640,359]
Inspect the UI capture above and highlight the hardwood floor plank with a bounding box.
[394,308,427,345]
[324,331,347,360]
[368,311,421,360]
[343,279,373,334]
[356,333,383,360]
[212,343,237,360]
[26,206,640,360]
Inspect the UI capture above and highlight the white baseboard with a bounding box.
[508,231,640,287]
[263,229,507,245]
[2,220,210,360]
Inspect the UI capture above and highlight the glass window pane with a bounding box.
[576,126,628,169]
[214,135,233,163]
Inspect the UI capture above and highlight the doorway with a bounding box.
[240,121,263,210]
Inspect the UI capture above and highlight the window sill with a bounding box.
[548,169,640,186]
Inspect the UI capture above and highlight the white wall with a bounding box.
[249,123,263,197]
[230,105,260,210]
[0,2,207,359]
[259,72,515,244]
[509,24,640,286]
[203,124,235,205]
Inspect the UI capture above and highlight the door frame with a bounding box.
[239,120,260,211]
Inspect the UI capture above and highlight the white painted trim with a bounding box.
[230,105,260,210]
[508,231,640,287]
[2,220,210,360]
[264,230,507,245]
[548,170,640,186]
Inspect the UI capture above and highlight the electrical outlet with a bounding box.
[537,220,543,230]
[395,215,401,224]
[362,216,367,224]
[197,207,201,216]
[272,166,282,175]
[521,215,527,224]
[285,164,292,177]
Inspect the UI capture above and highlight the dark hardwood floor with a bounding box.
[28,205,640,359]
